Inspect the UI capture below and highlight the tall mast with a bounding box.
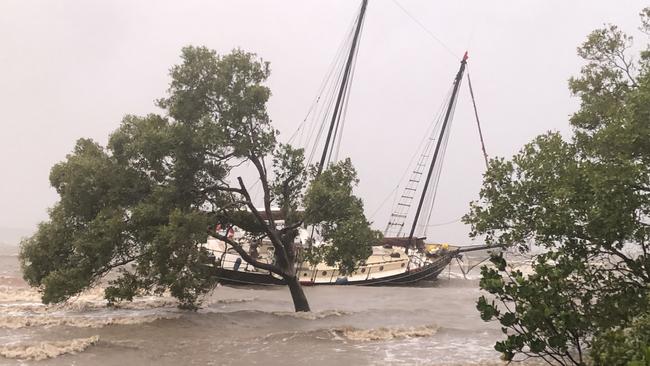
[407,52,469,249]
[317,0,368,175]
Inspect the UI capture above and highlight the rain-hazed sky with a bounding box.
[0,0,648,245]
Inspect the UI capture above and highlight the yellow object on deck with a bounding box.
[425,243,450,253]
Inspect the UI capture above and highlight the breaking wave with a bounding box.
[0,286,42,303]
[0,335,99,361]
[0,287,181,329]
[271,309,351,320]
[209,297,257,305]
[63,297,179,312]
[0,314,176,329]
[0,285,256,311]
[334,324,439,341]
[0,285,181,308]
[258,324,439,344]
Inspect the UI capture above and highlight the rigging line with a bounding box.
[466,255,492,273]
[425,217,461,227]
[419,131,449,234]
[420,86,459,235]
[386,85,453,204]
[288,11,360,146]
[419,118,452,236]
[466,68,489,169]
[390,0,459,60]
[331,88,348,163]
[327,91,344,164]
[306,60,346,165]
[332,43,360,161]
[305,60,350,150]
[407,55,468,248]
[399,86,453,183]
[332,28,362,164]
[456,254,492,279]
[334,5,366,162]
[455,257,467,279]
[383,86,454,237]
[370,184,400,221]
[289,97,317,146]
[306,48,347,164]
[306,23,355,165]
[419,72,470,237]
[327,72,348,165]
[303,37,350,153]
[327,18,361,164]
[318,0,367,174]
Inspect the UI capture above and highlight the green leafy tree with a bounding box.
[303,159,378,274]
[466,8,650,365]
[591,298,650,366]
[20,46,380,312]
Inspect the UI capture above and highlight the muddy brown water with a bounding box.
[0,250,513,365]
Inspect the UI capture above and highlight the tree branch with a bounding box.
[201,184,243,195]
[279,220,304,235]
[236,176,290,270]
[614,49,638,88]
[205,151,236,161]
[249,155,275,228]
[210,231,284,276]
[88,252,145,288]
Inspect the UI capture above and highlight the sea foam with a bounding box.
[335,324,439,341]
[0,335,99,361]
[0,314,175,329]
[271,309,351,320]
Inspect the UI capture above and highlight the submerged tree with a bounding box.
[20,46,380,312]
[465,8,650,366]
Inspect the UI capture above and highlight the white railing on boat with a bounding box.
[210,250,417,284]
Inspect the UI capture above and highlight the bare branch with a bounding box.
[279,221,304,235]
[613,49,638,87]
[205,151,236,161]
[249,155,276,228]
[236,176,290,268]
[201,185,243,195]
[210,231,284,276]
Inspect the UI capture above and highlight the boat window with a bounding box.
[360,268,366,273]
[401,263,406,267]
[303,273,308,277]
[379,266,384,271]
[322,271,327,276]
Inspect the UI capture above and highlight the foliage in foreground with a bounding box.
[466,8,650,366]
[20,46,380,311]
[591,305,650,366]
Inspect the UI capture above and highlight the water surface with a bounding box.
[0,251,510,365]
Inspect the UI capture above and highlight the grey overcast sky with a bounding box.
[0,0,647,244]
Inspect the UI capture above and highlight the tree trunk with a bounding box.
[286,275,310,312]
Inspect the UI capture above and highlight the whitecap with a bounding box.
[334,324,439,341]
[0,335,99,361]
[0,314,179,329]
[271,309,351,320]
